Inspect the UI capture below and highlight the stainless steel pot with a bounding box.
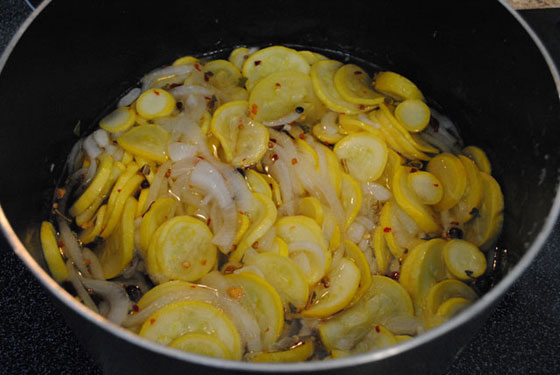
[1,1,559,374]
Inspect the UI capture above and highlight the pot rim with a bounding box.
[1,0,559,372]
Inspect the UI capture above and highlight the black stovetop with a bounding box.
[0,1,559,374]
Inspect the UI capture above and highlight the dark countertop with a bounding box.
[1,1,559,374]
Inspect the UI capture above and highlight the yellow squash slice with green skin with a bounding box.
[97,196,137,279]
[392,165,440,234]
[318,275,413,351]
[451,155,483,224]
[251,339,314,363]
[69,153,114,217]
[333,64,385,106]
[426,153,467,212]
[224,272,284,350]
[147,215,217,283]
[242,46,310,90]
[248,70,324,125]
[464,172,504,250]
[334,132,388,183]
[169,333,233,360]
[443,239,486,280]
[373,71,425,101]
[275,215,331,285]
[244,252,309,310]
[302,257,361,318]
[117,124,170,163]
[40,221,69,283]
[399,239,447,313]
[311,60,373,114]
[139,300,242,360]
[210,100,269,167]
[139,197,177,256]
[229,192,277,263]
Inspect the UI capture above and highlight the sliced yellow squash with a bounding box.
[394,99,430,133]
[344,240,372,304]
[229,47,252,70]
[251,339,314,363]
[426,153,467,212]
[139,197,177,256]
[203,59,242,89]
[373,71,424,101]
[334,132,388,182]
[333,64,385,106]
[40,221,69,283]
[462,145,491,174]
[99,106,136,133]
[117,124,170,163]
[136,88,176,120]
[451,155,483,223]
[407,171,443,205]
[69,153,114,217]
[169,333,233,360]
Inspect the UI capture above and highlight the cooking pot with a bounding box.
[1,0,559,374]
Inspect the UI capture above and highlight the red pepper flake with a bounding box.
[383,227,392,233]
[150,318,156,325]
[238,124,245,130]
[153,90,160,96]
[265,327,270,333]
[117,189,122,193]
[375,325,381,333]
[206,217,212,226]
[451,221,460,226]
[299,133,306,139]
[132,304,139,312]
[275,82,281,88]
[182,261,191,269]
[190,285,197,289]
[251,104,258,115]
[57,241,65,248]
[194,63,201,72]
[268,141,274,149]
[252,241,259,249]
[270,138,277,143]
[201,259,207,266]
[168,82,182,89]
[271,154,279,161]
[242,158,247,162]
[239,211,245,215]
[83,258,91,266]
[227,287,244,299]
[254,60,262,66]
[291,158,298,165]
[55,188,66,199]
[434,183,439,187]
[164,169,172,178]
[358,104,366,110]
[354,71,363,75]
[197,155,206,160]
[410,168,418,173]
[389,271,400,281]
[223,265,238,274]
[188,184,193,189]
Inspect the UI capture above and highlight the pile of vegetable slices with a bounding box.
[40,45,504,362]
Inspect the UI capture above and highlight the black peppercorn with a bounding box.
[448,227,463,239]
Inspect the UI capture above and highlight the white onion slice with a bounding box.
[141,64,194,91]
[82,247,105,280]
[118,87,141,107]
[66,139,84,175]
[358,113,381,128]
[170,85,214,99]
[80,277,131,325]
[168,142,197,162]
[58,218,90,276]
[66,261,99,313]
[347,221,366,243]
[263,111,302,127]
[92,129,109,148]
[83,134,102,160]
[362,182,392,202]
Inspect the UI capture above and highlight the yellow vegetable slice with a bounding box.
[425,279,477,323]
[251,339,314,363]
[169,333,233,360]
[117,124,169,163]
[100,174,144,238]
[245,169,272,198]
[229,193,277,263]
[139,197,177,256]
[234,212,251,246]
[462,145,491,174]
[275,215,331,285]
[373,71,424,101]
[295,138,319,169]
[443,239,487,280]
[302,257,361,318]
[99,106,136,133]
[407,171,443,205]
[40,221,69,283]
[338,113,384,138]
[297,196,324,226]
[136,188,149,218]
[318,275,413,351]
[392,166,440,234]
[172,56,199,66]
[379,201,405,258]
[399,239,447,312]
[139,300,242,360]
[334,132,388,183]
[248,70,323,125]
[312,121,345,144]
[244,252,309,310]
[224,272,284,349]
[311,60,372,114]
[136,88,176,120]
[203,59,242,89]
[69,153,114,217]
[375,149,404,191]
[322,207,341,253]
[298,50,327,65]
[333,64,385,106]
[395,335,412,343]
[151,215,217,282]
[210,100,269,167]
[426,153,467,212]
[242,45,310,90]
[229,47,252,70]
[79,204,107,244]
[451,155,483,223]
[464,172,504,250]
[340,173,362,230]
[317,143,343,196]
[352,325,397,354]
[344,240,372,304]
[97,196,137,279]
[394,99,431,133]
[136,280,197,311]
[433,297,473,326]
[373,226,391,275]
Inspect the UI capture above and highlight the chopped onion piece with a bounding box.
[92,129,110,148]
[358,113,381,128]
[80,277,130,325]
[66,261,99,313]
[83,134,102,159]
[262,111,302,127]
[168,142,197,162]
[118,87,141,107]
[362,182,392,201]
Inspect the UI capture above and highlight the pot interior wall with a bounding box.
[0,0,558,352]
